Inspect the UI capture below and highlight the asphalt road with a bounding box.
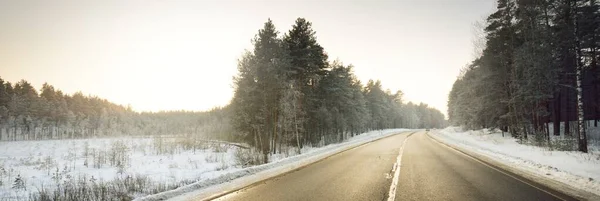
[396,132,571,201]
[209,131,575,201]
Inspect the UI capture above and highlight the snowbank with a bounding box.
[137,129,410,201]
[430,127,600,199]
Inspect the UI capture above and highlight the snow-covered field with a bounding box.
[430,127,600,198]
[0,129,409,200]
[0,136,242,200]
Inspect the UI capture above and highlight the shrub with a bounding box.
[205,153,222,163]
[551,137,577,151]
[38,156,56,176]
[234,148,264,167]
[109,141,130,170]
[211,143,228,153]
[12,174,25,190]
[30,175,150,201]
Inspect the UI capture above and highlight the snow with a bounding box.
[0,137,242,200]
[430,127,600,198]
[139,129,410,201]
[0,129,410,200]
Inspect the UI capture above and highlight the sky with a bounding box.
[0,0,496,116]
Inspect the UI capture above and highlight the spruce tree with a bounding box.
[283,18,329,145]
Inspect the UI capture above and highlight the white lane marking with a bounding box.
[387,135,410,201]
[425,134,567,201]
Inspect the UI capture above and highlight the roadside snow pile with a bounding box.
[431,127,600,197]
[139,129,409,201]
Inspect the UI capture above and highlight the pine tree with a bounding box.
[12,174,25,190]
[229,17,447,156]
[483,0,517,133]
[279,80,304,153]
[283,18,329,145]
[0,78,9,109]
[231,19,290,162]
[317,62,364,142]
[448,0,599,152]
[513,0,559,139]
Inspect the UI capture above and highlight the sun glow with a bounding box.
[0,0,495,114]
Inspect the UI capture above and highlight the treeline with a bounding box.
[0,18,446,149]
[448,0,599,152]
[232,18,445,162]
[0,78,232,141]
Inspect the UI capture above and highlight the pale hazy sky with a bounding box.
[0,0,495,115]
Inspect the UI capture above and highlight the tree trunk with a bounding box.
[564,119,571,136]
[273,109,278,155]
[553,91,561,135]
[590,0,599,128]
[546,122,551,145]
[576,59,587,152]
[573,2,587,153]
